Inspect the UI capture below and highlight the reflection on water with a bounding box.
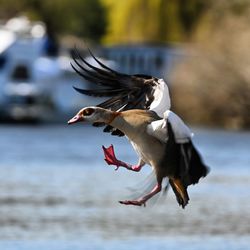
[0,124,249,249]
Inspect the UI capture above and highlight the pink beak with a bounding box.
[68,114,83,125]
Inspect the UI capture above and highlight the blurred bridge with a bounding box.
[101,45,185,79]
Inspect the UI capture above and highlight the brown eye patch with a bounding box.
[82,108,95,116]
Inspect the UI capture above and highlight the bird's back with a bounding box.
[115,110,160,138]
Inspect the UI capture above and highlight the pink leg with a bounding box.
[119,183,162,207]
[102,145,143,172]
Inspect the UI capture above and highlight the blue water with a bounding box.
[0,124,249,249]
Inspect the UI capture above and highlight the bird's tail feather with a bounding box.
[169,178,189,208]
[179,142,209,186]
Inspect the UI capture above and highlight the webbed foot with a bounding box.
[119,200,146,207]
[102,144,121,170]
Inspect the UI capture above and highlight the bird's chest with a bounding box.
[112,115,165,167]
[130,139,150,164]
[128,132,164,167]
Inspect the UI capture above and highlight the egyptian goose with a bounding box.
[71,48,170,136]
[68,107,209,208]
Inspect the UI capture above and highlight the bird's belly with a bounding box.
[129,136,164,167]
[130,140,150,164]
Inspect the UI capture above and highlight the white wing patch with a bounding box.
[147,110,193,144]
[146,119,168,143]
[149,79,171,117]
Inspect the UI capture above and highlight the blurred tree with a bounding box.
[171,2,250,129]
[0,0,107,43]
[102,0,208,44]
[0,0,210,44]
[0,0,25,18]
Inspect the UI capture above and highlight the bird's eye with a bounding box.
[83,108,95,116]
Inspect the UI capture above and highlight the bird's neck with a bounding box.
[109,113,140,141]
[106,111,121,125]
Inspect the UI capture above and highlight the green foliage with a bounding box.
[0,0,107,43]
[1,0,249,45]
[102,0,207,44]
[0,0,27,18]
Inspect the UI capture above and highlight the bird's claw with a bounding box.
[102,145,121,169]
[119,200,146,207]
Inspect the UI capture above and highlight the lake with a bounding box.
[0,124,249,250]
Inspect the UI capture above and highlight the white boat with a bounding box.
[0,17,99,122]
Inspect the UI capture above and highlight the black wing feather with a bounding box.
[71,48,158,136]
[87,48,127,77]
[70,62,114,87]
[73,86,126,97]
[73,49,122,85]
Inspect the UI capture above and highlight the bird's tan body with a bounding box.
[68,106,209,207]
[110,110,166,177]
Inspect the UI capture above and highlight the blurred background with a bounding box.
[0,0,249,249]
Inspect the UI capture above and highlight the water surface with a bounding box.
[0,124,249,249]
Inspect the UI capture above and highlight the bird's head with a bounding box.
[68,107,118,125]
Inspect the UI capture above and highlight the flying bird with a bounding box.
[70,48,170,136]
[68,107,209,207]
[69,49,209,208]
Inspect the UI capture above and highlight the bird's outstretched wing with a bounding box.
[71,48,166,136]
